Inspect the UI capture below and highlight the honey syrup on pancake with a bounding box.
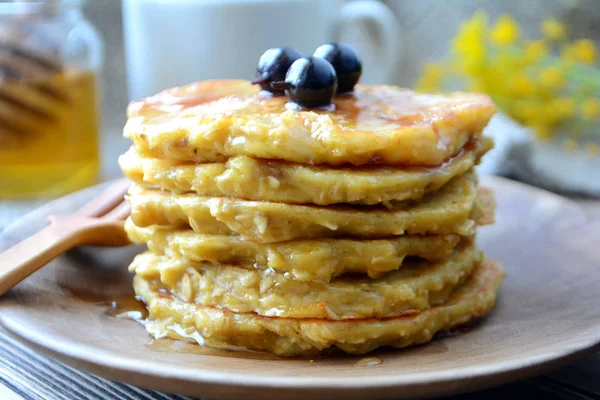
[125,80,495,167]
[130,80,470,133]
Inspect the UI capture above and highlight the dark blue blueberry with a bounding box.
[274,56,337,108]
[313,43,361,93]
[252,47,304,94]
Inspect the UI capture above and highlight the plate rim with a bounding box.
[2,310,600,391]
[1,176,599,396]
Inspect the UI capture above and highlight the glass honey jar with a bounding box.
[0,0,103,198]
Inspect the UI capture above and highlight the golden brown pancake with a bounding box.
[121,78,503,358]
[134,258,505,356]
[128,171,492,243]
[119,137,492,205]
[125,218,460,281]
[124,80,496,167]
[130,242,481,319]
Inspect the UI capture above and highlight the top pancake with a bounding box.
[124,80,496,166]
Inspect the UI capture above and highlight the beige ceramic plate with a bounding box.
[0,176,599,400]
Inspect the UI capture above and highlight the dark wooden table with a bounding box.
[450,353,600,399]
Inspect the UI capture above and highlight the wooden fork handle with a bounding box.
[0,220,83,297]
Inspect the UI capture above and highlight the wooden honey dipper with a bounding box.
[0,22,70,148]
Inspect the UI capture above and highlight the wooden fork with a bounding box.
[0,179,131,297]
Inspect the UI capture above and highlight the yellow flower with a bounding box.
[541,20,566,40]
[563,138,579,152]
[551,97,575,118]
[477,67,507,97]
[582,98,600,119]
[491,50,524,74]
[512,100,543,124]
[531,123,552,140]
[570,39,597,65]
[523,40,549,63]
[416,63,445,91]
[509,73,536,97]
[491,14,520,46]
[416,10,600,142]
[538,66,565,89]
[560,45,576,62]
[585,142,600,156]
[452,11,488,76]
[467,79,487,93]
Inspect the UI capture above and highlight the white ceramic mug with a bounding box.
[122,0,402,99]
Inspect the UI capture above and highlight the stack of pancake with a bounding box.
[120,80,505,357]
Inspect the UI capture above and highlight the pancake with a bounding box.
[125,219,460,281]
[124,80,496,167]
[119,137,492,205]
[134,258,505,356]
[129,242,481,320]
[127,171,492,243]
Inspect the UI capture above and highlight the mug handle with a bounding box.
[338,0,402,84]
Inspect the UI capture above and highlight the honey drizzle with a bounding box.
[353,357,384,368]
[59,283,148,323]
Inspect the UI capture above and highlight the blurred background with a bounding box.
[1,0,599,227]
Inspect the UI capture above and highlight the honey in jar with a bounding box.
[0,0,103,198]
[0,70,100,197]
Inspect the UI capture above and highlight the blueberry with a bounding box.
[271,57,337,108]
[313,43,361,93]
[252,47,304,94]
